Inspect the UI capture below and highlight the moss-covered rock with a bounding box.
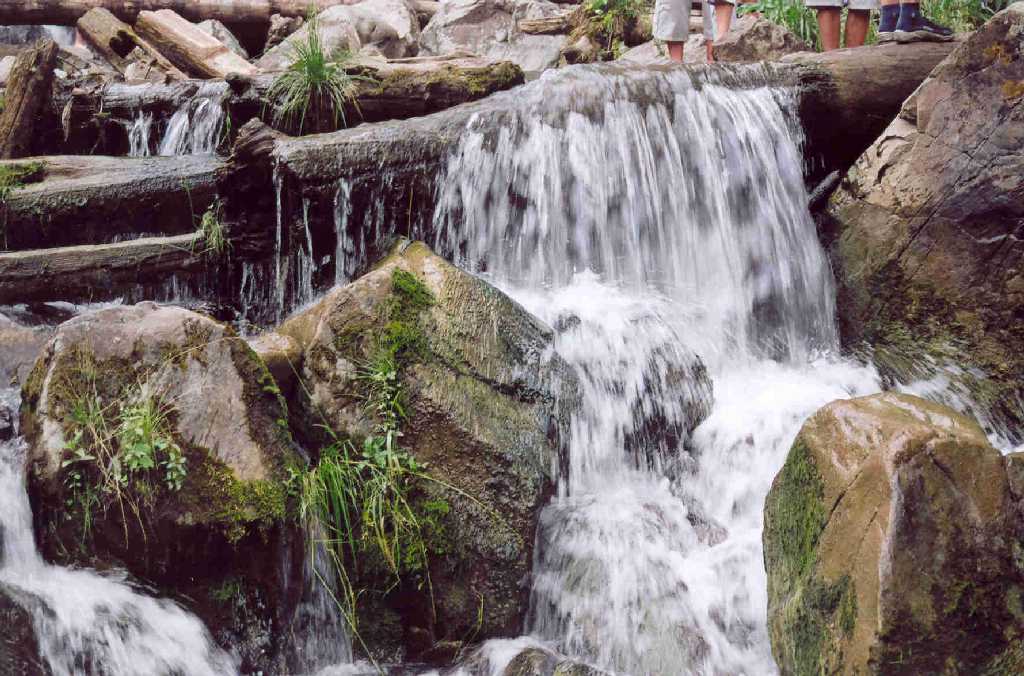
[20,302,306,673]
[279,239,579,662]
[827,4,1024,442]
[765,392,1024,675]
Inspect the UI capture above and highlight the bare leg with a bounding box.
[706,39,715,62]
[715,3,734,40]
[845,9,870,47]
[667,41,685,62]
[816,7,841,51]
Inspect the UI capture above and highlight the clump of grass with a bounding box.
[0,161,44,203]
[196,198,230,256]
[266,10,367,134]
[923,0,1006,32]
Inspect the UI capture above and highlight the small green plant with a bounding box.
[581,0,647,56]
[117,391,187,492]
[196,198,230,257]
[0,161,44,204]
[266,10,367,134]
[922,0,1006,32]
[740,0,821,47]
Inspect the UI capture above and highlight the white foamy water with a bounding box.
[159,82,228,156]
[430,65,887,674]
[0,392,239,676]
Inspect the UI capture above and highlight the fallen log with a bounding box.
[0,233,204,305]
[48,57,525,155]
[0,0,357,26]
[0,39,58,159]
[0,155,222,251]
[134,9,260,79]
[782,40,958,181]
[77,7,187,81]
[519,13,575,36]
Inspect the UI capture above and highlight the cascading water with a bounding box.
[127,111,154,157]
[159,82,228,156]
[432,65,886,674]
[0,389,239,676]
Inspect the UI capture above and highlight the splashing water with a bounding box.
[433,64,884,674]
[158,82,228,156]
[127,111,154,157]
[0,390,239,676]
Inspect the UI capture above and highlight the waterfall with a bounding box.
[0,389,239,676]
[433,64,883,674]
[127,111,154,157]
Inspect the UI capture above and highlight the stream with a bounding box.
[0,64,1017,675]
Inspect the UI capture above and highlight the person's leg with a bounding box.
[844,10,871,47]
[667,41,685,62]
[895,1,954,42]
[816,7,841,50]
[877,0,900,42]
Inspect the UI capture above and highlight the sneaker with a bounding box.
[895,15,954,43]
[877,31,896,43]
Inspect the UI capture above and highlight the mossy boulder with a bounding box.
[279,239,579,661]
[827,4,1024,442]
[764,392,1024,675]
[20,302,306,672]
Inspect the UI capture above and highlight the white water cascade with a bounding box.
[127,82,228,157]
[0,390,239,676]
[433,65,886,675]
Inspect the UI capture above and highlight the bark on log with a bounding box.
[0,155,222,251]
[782,40,958,180]
[77,7,187,80]
[0,40,58,159]
[0,233,205,305]
[519,13,574,36]
[134,9,260,79]
[0,0,357,26]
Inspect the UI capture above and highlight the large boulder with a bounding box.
[21,302,305,672]
[279,240,578,660]
[258,0,420,69]
[712,14,808,62]
[827,4,1024,441]
[764,393,1024,675]
[419,0,568,74]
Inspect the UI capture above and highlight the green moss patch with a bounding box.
[0,161,44,203]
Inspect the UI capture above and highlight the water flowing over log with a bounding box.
[0,39,58,159]
[0,0,355,26]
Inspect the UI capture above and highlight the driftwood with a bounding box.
[0,40,58,159]
[0,0,357,26]
[0,155,222,251]
[0,233,205,305]
[77,7,187,81]
[519,13,575,36]
[134,9,259,79]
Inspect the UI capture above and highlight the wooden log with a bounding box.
[782,40,959,180]
[519,13,574,36]
[134,9,260,79]
[77,7,187,80]
[0,155,222,251]
[0,0,356,27]
[0,40,58,159]
[0,233,205,305]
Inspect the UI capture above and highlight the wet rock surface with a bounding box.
[827,4,1024,441]
[279,240,578,660]
[764,392,1024,675]
[20,302,305,672]
[0,585,48,676]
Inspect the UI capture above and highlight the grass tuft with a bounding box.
[196,198,230,257]
[266,10,367,134]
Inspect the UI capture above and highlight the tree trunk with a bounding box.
[0,0,357,27]
[77,7,187,80]
[0,39,58,159]
[134,9,259,79]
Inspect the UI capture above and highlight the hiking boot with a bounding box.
[895,8,954,43]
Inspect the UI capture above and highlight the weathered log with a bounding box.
[77,7,187,80]
[519,13,575,36]
[134,9,260,79]
[0,155,222,251]
[0,0,356,26]
[783,40,959,181]
[47,57,525,155]
[0,233,204,305]
[0,40,58,159]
